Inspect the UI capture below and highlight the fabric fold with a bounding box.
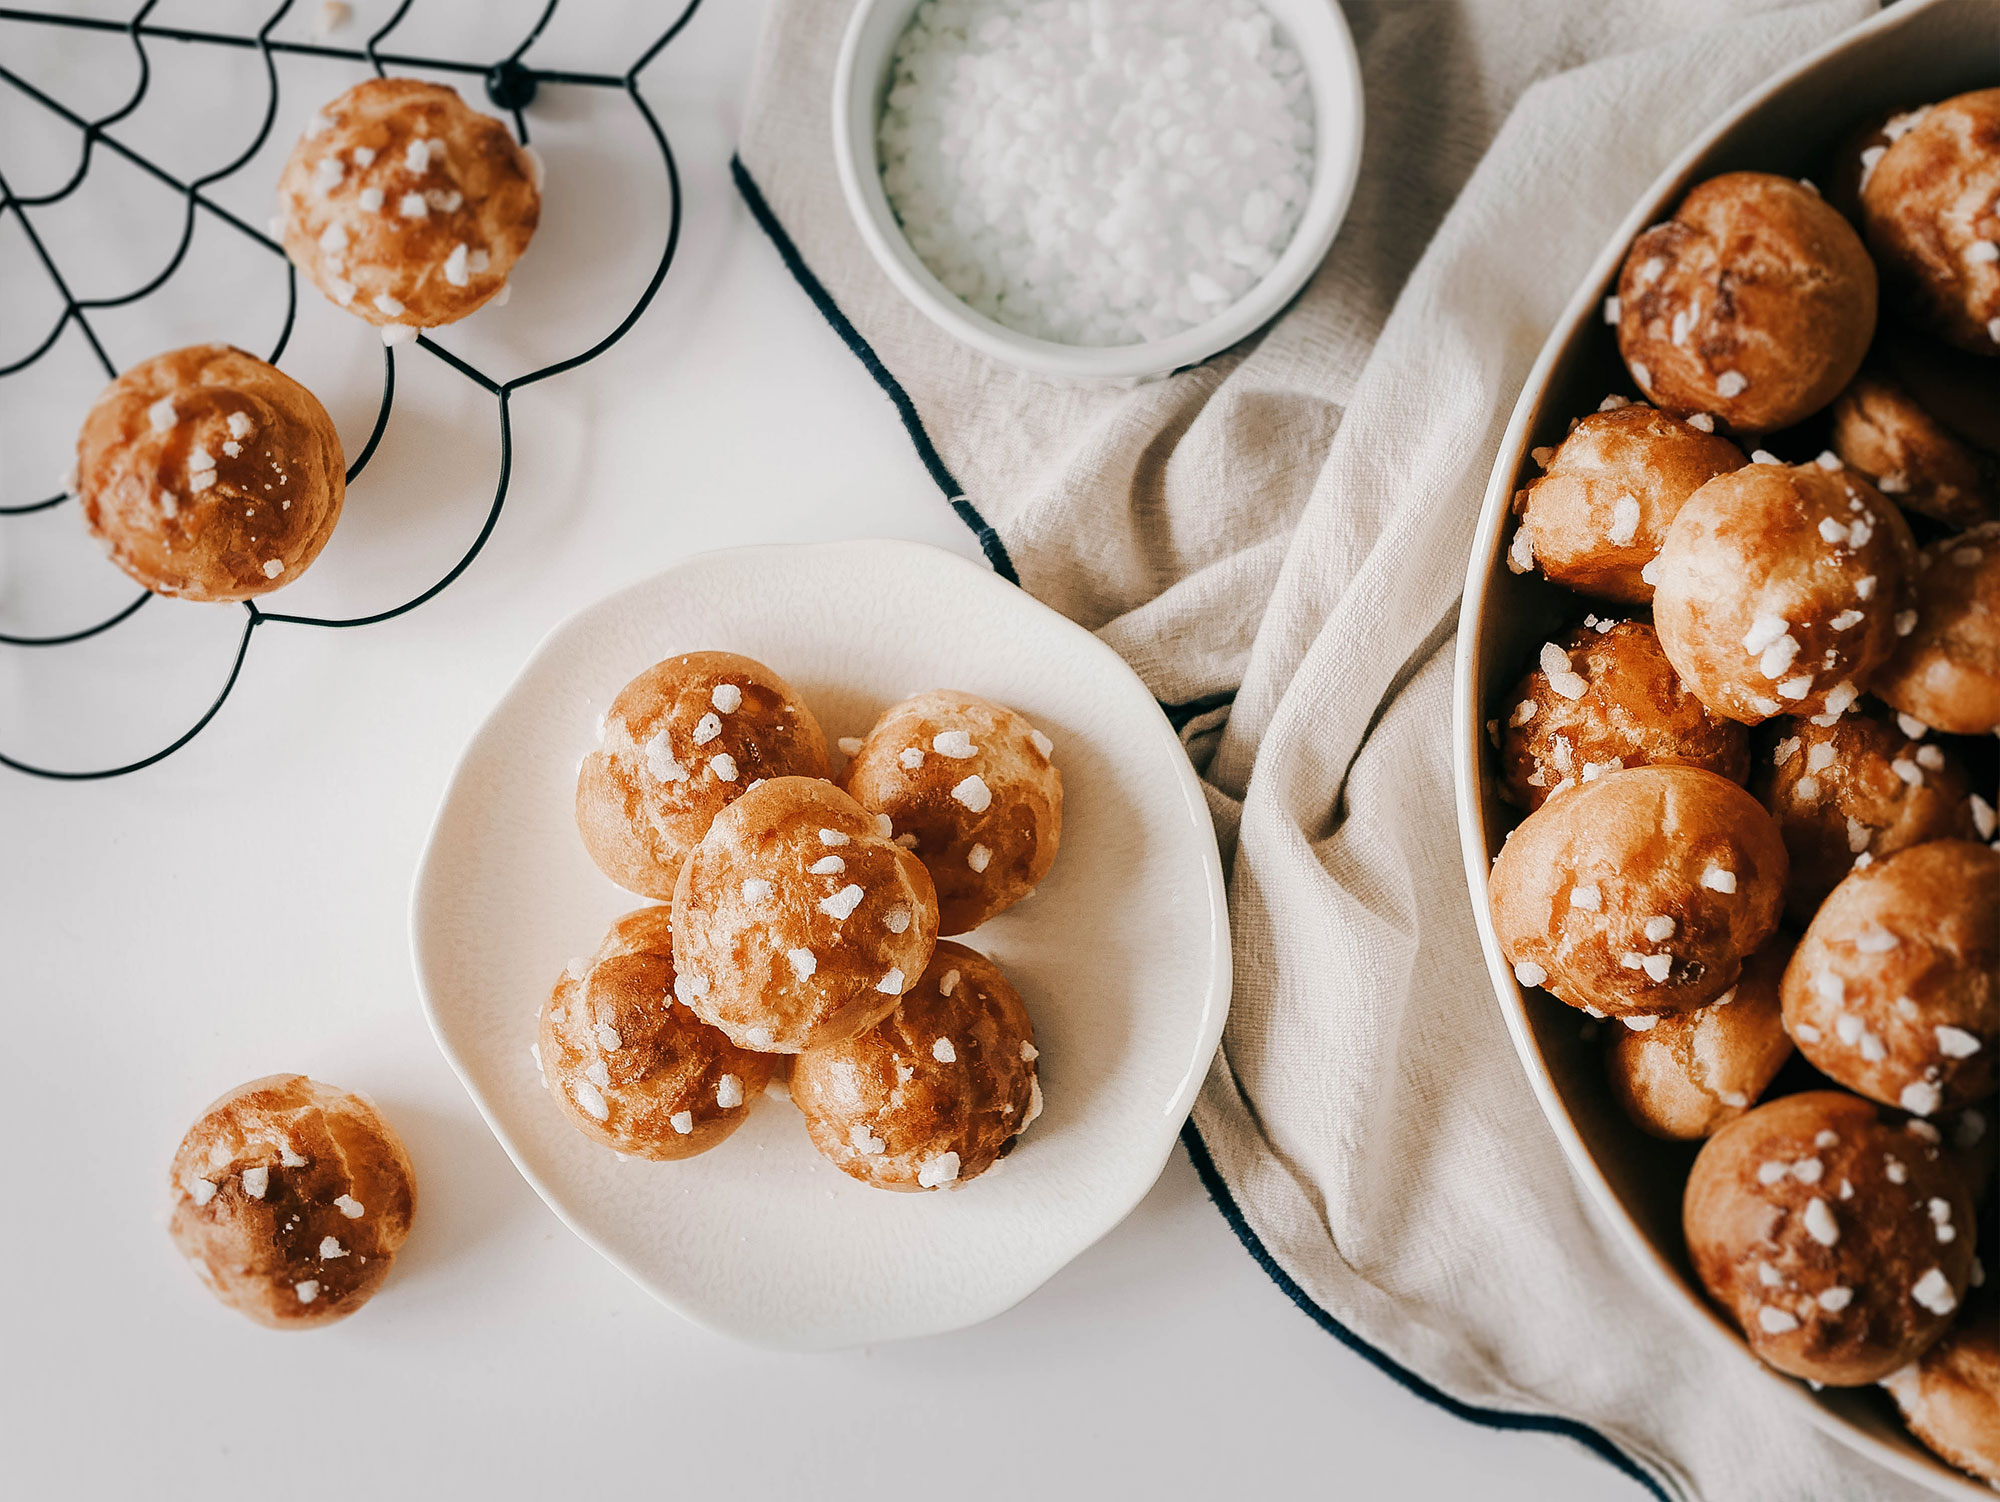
[736,3,1956,1498]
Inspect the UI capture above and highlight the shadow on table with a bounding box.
[368,1093,546,1292]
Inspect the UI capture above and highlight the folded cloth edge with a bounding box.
[728,151,1684,1501]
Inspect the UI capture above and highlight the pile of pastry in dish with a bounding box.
[74,77,539,605]
[1488,89,1999,1484]
[537,651,1060,1195]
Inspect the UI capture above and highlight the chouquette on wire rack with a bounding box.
[75,343,345,601]
[275,77,542,345]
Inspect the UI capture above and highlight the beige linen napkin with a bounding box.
[736,3,1956,1498]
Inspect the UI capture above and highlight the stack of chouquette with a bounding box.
[542,653,1061,1194]
[1487,91,2000,1484]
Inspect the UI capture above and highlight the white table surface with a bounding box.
[0,3,1635,1496]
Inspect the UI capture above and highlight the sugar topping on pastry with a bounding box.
[792,942,1038,1193]
[577,652,831,901]
[671,778,938,1053]
[168,1075,415,1328]
[76,344,344,602]
[276,77,538,339]
[840,690,1062,934]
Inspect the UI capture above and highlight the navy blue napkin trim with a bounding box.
[1179,1119,1671,1501]
[731,156,1018,586]
[735,151,1665,1502]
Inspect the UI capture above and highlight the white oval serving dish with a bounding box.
[411,539,1231,1350]
[1452,3,1996,1496]
[831,0,1365,383]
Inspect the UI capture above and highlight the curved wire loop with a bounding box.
[0,0,704,777]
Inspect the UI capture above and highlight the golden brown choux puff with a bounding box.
[168,1075,416,1328]
[277,77,539,342]
[76,344,344,601]
[536,906,774,1158]
[1874,522,2000,735]
[1652,461,1915,725]
[1616,172,1875,433]
[1830,372,1993,528]
[1507,404,1743,603]
[1606,934,1794,1140]
[1494,620,1748,812]
[1684,1091,1976,1385]
[792,941,1039,1192]
[671,778,938,1053]
[577,652,831,901]
[1758,709,1978,922]
[1490,765,1787,1019]
[1781,840,1997,1120]
[1883,1288,2000,1488]
[838,691,1061,934]
[1861,90,2000,356]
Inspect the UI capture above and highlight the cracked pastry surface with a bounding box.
[76,343,344,601]
[168,1074,415,1329]
[1684,1090,1976,1386]
[671,777,938,1053]
[792,941,1038,1192]
[277,77,539,338]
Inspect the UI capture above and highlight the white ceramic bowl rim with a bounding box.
[831,0,1366,383]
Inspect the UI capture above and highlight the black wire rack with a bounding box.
[0,0,701,780]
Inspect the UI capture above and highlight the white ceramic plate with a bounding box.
[411,539,1230,1350]
[1452,3,1995,1496]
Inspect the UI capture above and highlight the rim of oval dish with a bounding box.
[1451,3,1993,1496]
[409,539,1233,1349]
[831,0,1366,383]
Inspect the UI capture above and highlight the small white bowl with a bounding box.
[832,0,1365,383]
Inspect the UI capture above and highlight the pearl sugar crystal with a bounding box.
[877,0,1315,347]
